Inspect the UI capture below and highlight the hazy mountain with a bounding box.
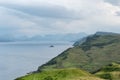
[0,33,87,42]
[25,33,87,42]
[95,31,119,36]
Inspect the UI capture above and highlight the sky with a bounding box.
[0,0,120,37]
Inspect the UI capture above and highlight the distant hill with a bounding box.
[73,31,119,46]
[24,33,87,42]
[95,31,119,36]
[0,33,87,42]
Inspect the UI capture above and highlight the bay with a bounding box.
[0,42,73,80]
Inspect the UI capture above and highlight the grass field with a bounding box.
[95,63,120,80]
[15,68,104,80]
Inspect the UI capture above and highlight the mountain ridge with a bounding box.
[0,33,87,42]
[15,32,120,80]
[38,32,120,73]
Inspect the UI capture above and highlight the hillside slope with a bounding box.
[38,32,120,73]
[95,63,120,80]
[15,68,104,80]
[15,32,120,80]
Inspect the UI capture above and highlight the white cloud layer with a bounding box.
[0,0,120,36]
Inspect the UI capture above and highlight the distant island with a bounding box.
[50,45,54,47]
[15,32,120,80]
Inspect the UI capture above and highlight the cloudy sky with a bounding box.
[0,0,120,36]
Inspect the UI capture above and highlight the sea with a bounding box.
[0,41,73,80]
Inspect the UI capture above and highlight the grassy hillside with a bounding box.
[38,32,120,73]
[15,32,120,80]
[95,63,120,80]
[15,68,104,80]
[73,32,119,46]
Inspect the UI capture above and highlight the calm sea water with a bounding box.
[0,42,73,80]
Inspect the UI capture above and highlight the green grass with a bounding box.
[15,68,104,80]
[95,63,120,80]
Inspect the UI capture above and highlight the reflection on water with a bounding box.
[0,42,72,80]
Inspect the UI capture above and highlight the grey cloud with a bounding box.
[0,4,81,19]
[104,0,120,6]
[0,6,74,36]
[104,0,120,16]
[0,0,120,36]
[116,11,120,16]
